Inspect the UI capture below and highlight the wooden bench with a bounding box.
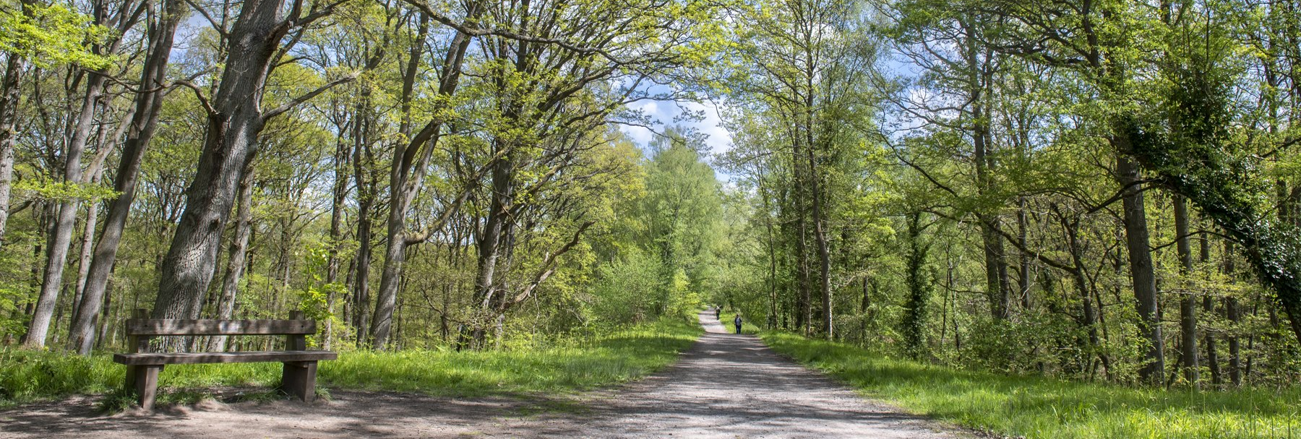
[113,309,337,410]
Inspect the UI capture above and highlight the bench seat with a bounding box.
[114,350,337,365]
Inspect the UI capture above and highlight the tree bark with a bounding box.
[153,0,295,323]
[809,149,832,339]
[0,55,25,250]
[30,0,148,348]
[964,17,1009,321]
[69,0,184,353]
[1115,153,1164,385]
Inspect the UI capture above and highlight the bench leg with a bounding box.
[127,365,163,410]
[281,361,317,402]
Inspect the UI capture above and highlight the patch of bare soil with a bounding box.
[0,312,969,438]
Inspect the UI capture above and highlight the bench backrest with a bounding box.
[125,318,315,336]
[125,309,314,353]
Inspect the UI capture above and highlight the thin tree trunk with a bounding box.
[791,132,811,335]
[965,20,1009,321]
[1059,205,1103,377]
[207,170,253,352]
[27,71,109,348]
[323,128,349,351]
[765,197,778,329]
[807,142,832,339]
[352,180,373,344]
[1174,195,1198,386]
[69,0,184,353]
[1017,198,1032,310]
[70,125,120,329]
[902,211,930,360]
[1200,224,1221,385]
[371,10,476,348]
[1224,240,1242,386]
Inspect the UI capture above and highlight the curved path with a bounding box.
[0,311,965,438]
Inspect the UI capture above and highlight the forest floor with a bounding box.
[0,311,968,438]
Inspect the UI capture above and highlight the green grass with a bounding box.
[0,318,700,409]
[761,331,1301,439]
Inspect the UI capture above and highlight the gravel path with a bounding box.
[0,311,966,438]
[504,310,965,438]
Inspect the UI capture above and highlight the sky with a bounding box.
[620,98,734,158]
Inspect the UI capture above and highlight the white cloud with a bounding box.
[682,99,734,157]
[618,98,734,157]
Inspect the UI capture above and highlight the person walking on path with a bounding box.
[733,314,743,334]
[715,307,721,320]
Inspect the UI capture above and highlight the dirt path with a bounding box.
[0,311,966,438]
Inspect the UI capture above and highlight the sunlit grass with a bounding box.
[762,331,1301,439]
[0,318,700,409]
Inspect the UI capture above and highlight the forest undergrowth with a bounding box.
[762,332,1301,439]
[0,317,701,411]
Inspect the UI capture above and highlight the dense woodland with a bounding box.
[2,0,1299,391]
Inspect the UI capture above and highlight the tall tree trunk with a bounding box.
[69,0,184,353]
[1173,195,1198,386]
[902,211,930,360]
[1200,224,1221,385]
[807,141,832,339]
[26,72,109,348]
[207,170,253,352]
[1017,199,1032,310]
[1223,240,1242,386]
[31,0,146,348]
[471,148,515,347]
[70,189,98,323]
[0,55,24,249]
[70,125,120,329]
[1115,153,1164,385]
[352,152,373,345]
[964,19,1009,321]
[791,132,811,334]
[153,0,293,323]
[323,127,349,351]
[371,11,474,348]
[764,193,778,329]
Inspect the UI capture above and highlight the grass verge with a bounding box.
[0,318,700,410]
[761,331,1301,439]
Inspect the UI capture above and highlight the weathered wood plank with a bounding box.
[132,365,162,410]
[113,350,337,365]
[125,319,316,336]
[281,361,318,402]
